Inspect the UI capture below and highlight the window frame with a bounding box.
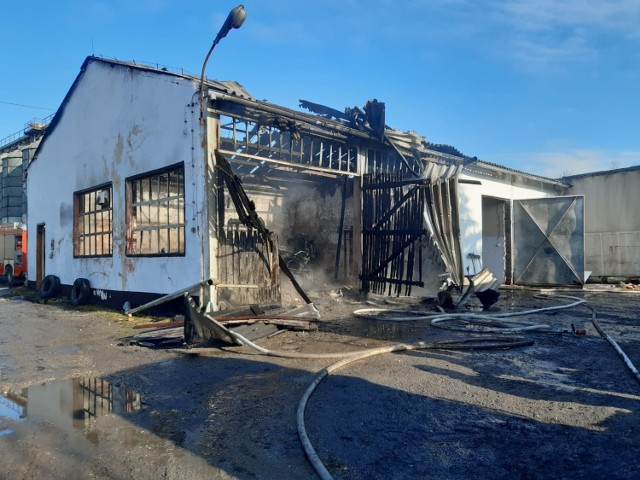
[125,162,186,257]
[73,182,114,258]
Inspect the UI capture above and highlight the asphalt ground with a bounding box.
[0,285,638,479]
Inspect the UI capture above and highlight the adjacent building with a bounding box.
[0,116,51,224]
[564,166,640,280]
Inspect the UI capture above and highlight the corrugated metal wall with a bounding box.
[1,154,23,222]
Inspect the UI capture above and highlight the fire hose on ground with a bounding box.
[200,311,533,480]
[352,293,639,383]
[184,293,639,480]
[312,293,637,479]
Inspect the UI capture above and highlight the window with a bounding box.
[74,184,113,257]
[126,164,185,256]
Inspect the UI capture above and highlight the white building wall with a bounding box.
[458,168,560,279]
[27,61,205,295]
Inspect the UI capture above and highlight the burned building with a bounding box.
[26,56,584,309]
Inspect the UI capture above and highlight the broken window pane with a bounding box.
[73,185,113,257]
[126,164,185,256]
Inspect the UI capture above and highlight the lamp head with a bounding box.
[200,4,246,123]
[215,5,246,42]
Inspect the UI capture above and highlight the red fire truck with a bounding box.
[0,225,27,285]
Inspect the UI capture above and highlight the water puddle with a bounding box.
[0,377,141,441]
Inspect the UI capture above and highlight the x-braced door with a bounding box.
[361,173,425,295]
[513,196,585,285]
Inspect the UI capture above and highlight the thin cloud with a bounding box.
[503,0,640,34]
[497,0,640,72]
[205,1,639,74]
[508,30,596,73]
[375,0,640,74]
[520,149,640,178]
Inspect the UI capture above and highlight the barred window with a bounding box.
[126,164,185,256]
[74,184,113,257]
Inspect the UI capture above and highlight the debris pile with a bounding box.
[618,281,640,291]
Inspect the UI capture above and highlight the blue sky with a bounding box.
[1,0,638,178]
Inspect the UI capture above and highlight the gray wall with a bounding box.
[0,137,42,224]
[2,154,23,222]
[567,168,640,277]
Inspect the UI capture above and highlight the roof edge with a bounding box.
[465,159,570,187]
[28,56,97,170]
[562,164,640,181]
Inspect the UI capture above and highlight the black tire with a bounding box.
[70,278,91,306]
[5,265,13,285]
[38,275,61,299]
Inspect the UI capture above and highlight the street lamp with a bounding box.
[199,4,247,123]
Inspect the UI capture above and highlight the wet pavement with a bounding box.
[0,286,639,479]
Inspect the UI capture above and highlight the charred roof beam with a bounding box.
[209,93,376,143]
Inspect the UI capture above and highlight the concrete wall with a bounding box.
[27,60,206,295]
[567,168,640,277]
[458,166,562,281]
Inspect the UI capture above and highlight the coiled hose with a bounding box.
[353,293,639,383]
[353,294,586,333]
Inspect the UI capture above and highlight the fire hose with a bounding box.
[208,317,533,480]
[185,293,639,479]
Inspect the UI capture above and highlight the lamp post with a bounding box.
[199,4,247,123]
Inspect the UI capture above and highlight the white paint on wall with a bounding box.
[459,167,561,279]
[27,60,206,294]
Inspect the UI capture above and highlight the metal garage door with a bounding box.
[513,196,585,285]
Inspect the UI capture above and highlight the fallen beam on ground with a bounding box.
[183,294,319,346]
[184,294,239,345]
[216,318,318,331]
[125,278,220,317]
[133,321,185,330]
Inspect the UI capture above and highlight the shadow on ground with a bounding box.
[2,288,639,479]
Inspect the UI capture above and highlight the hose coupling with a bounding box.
[571,323,587,335]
